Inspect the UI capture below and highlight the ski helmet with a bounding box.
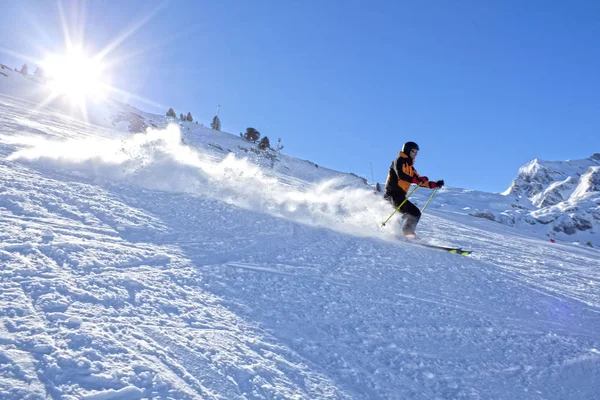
[402,141,419,155]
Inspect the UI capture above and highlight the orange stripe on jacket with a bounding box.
[395,152,433,193]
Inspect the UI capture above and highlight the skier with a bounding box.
[384,141,444,238]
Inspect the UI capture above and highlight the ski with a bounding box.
[404,241,472,256]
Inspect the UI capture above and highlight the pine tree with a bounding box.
[258,136,270,150]
[186,112,193,122]
[211,115,221,131]
[166,108,176,118]
[34,67,45,78]
[375,182,382,192]
[240,127,260,142]
[20,64,28,75]
[180,113,185,120]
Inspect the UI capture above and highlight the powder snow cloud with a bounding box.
[6,125,402,240]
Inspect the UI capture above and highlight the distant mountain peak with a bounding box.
[507,154,600,197]
[499,154,600,243]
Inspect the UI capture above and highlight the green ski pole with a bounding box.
[420,187,439,213]
[381,184,420,227]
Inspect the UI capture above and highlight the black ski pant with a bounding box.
[384,192,421,235]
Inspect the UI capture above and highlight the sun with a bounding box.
[1,1,169,121]
[42,50,109,105]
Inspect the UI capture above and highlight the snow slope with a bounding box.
[1,93,599,399]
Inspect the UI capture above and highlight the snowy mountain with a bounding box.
[1,66,600,399]
[509,153,600,239]
[475,155,600,246]
[505,155,600,202]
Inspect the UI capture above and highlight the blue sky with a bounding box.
[2,0,599,192]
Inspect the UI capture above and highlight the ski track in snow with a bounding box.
[0,95,599,399]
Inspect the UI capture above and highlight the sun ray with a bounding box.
[77,99,89,123]
[35,92,65,114]
[0,47,40,66]
[106,86,163,109]
[76,0,88,49]
[19,90,67,125]
[95,1,167,62]
[103,25,202,70]
[57,0,74,51]
[67,0,88,50]
[20,7,58,55]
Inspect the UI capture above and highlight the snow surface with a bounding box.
[0,91,600,398]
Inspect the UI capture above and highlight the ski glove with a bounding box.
[430,180,444,189]
[411,176,419,184]
[418,176,429,183]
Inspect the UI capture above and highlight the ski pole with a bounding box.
[420,187,438,213]
[381,184,420,227]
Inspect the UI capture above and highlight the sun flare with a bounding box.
[0,1,168,121]
[43,50,109,104]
